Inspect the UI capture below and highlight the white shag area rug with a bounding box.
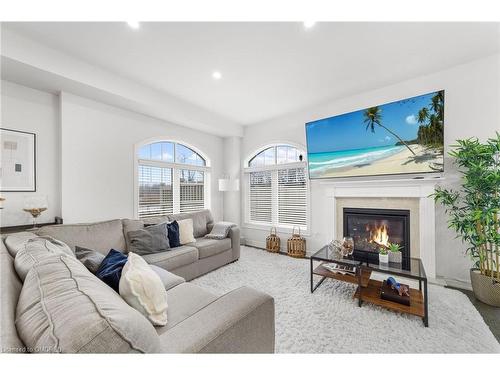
[191,246,500,353]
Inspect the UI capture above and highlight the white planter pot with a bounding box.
[379,253,389,263]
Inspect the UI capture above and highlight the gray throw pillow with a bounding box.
[127,222,170,255]
[75,246,106,274]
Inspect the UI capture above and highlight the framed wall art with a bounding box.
[0,128,36,192]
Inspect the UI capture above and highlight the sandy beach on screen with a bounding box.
[312,145,443,178]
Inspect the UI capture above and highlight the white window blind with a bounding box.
[180,169,205,213]
[249,170,273,223]
[138,165,173,218]
[278,168,307,227]
[137,141,210,218]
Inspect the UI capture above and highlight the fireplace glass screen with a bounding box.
[343,208,410,258]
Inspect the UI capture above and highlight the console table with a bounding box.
[310,245,428,327]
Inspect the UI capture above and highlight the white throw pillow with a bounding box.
[119,252,168,326]
[178,218,196,245]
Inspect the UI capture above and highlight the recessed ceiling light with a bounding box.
[303,21,316,29]
[127,21,140,29]
[212,71,222,80]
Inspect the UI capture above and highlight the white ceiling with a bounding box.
[3,22,500,125]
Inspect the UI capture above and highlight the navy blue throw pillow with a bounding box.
[167,221,181,248]
[95,249,128,292]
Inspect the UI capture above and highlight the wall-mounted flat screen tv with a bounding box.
[305,90,445,179]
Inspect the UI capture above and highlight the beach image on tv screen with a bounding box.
[305,91,444,179]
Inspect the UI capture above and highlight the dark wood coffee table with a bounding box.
[310,245,429,327]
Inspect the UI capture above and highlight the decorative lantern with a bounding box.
[287,226,306,258]
[266,227,281,253]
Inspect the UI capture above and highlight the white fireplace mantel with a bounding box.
[323,178,441,279]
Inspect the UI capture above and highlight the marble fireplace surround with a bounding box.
[323,178,439,279]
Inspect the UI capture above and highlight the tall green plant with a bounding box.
[433,133,500,283]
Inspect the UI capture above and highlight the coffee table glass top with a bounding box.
[311,246,426,280]
[311,245,362,267]
[364,257,426,279]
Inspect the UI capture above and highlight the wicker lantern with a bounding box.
[287,226,306,258]
[266,227,281,253]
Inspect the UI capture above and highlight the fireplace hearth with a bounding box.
[343,207,410,267]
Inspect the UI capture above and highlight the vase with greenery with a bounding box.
[378,247,389,263]
[433,133,500,306]
[387,243,402,263]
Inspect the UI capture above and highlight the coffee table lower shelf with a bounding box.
[353,279,425,318]
[313,263,372,288]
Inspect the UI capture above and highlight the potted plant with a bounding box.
[378,247,389,263]
[388,243,402,263]
[433,133,500,306]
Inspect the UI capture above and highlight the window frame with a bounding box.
[134,140,211,219]
[243,144,310,235]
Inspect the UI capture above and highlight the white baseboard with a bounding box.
[244,241,466,289]
[441,278,473,291]
[244,239,313,257]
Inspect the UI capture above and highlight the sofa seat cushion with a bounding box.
[16,256,160,353]
[191,237,232,259]
[36,219,126,255]
[156,283,218,333]
[149,265,185,291]
[168,209,213,238]
[141,246,198,270]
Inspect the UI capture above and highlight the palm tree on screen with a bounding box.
[363,106,416,155]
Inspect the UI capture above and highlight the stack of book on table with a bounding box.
[321,263,356,275]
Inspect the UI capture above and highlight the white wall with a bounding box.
[222,136,242,225]
[241,53,500,284]
[59,92,225,224]
[0,80,61,226]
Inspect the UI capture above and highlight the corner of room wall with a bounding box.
[0,80,62,227]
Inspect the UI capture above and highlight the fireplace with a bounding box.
[343,207,410,267]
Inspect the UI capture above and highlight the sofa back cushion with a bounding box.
[36,219,126,255]
[122,219,144,252]
[168,209,214,238]
[4,232,38,258]
[14,236,74,281]
[127,222,170,255]
[16,255,161,353]
[0,241,25,353]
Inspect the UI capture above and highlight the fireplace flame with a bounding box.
[370,224,389,247]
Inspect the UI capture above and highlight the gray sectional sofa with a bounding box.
[36,209,240,281]
[0,209,275,353]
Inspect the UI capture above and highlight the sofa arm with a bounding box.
[158,286,275,353]
[228,226,240,261]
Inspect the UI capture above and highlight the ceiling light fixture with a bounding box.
[303,21,316,29]
[127,21,140,29]
[212,71,222,80]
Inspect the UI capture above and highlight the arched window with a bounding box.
[244,144,309,231]
[136,141,209,218]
